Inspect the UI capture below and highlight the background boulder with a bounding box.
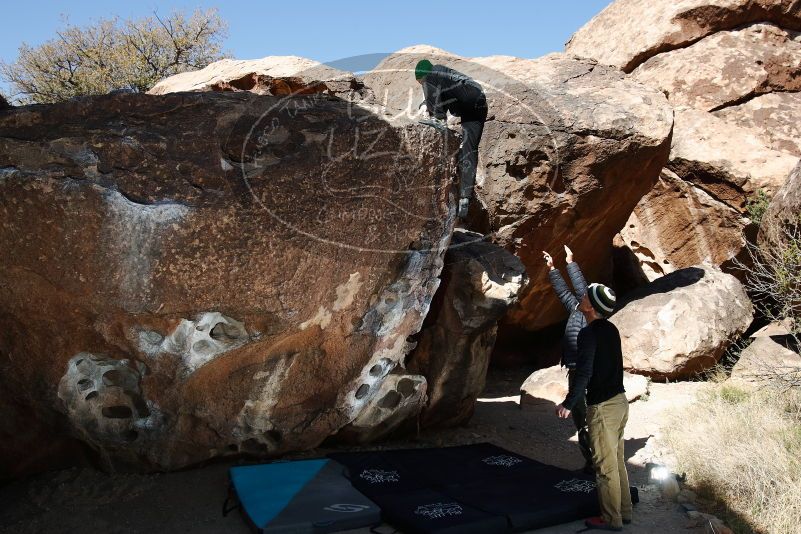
[362,45,673,332]
[0,91,458,476]
[566,0,801,73]
[730,336,801,385]
[611,266,753,379]
[520,365,648,406]
[568,1,801,285]
[759,160,801,250]
[148,56,363,98]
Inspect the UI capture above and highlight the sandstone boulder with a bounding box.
[407,230,527,428]
[520,365,648,406]
[631,23,801,112]
[667,107,797,211]
[616,108,797,280]
[714,92,801,157]
[363,46,673,331]
[148,56,362,98]
[611,267,753,379]
[730,336,801,384]
[759,160,801,250]
[618,169,747,281]
[0,91,459,476]
[566,0,801,72]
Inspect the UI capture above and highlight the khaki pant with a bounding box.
[587,393,632,528]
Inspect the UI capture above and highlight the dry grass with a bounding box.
[664,382,801,534]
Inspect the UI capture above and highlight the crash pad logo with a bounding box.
[414,502,464,519]
[554,478,597,493]
[482,455,523,467]
[359,468,400,484]
[323,503,371,513]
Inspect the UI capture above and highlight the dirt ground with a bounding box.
[0,366,709,534]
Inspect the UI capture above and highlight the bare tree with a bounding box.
[1,9,228,104]
[735,214,801,390]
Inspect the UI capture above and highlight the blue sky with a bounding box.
[1,0,611,94]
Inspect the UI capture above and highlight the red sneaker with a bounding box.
[584,516,623,531]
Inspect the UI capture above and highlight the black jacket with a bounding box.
[422,65,487,121]
[548,262,588,368]
[563,319,625,410]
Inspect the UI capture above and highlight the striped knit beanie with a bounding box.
[587,283,616,316]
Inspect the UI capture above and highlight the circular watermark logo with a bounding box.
[236,53,562,255]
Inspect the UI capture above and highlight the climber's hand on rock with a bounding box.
[556,404,571,419]
[542,251,554,270]
[564,245,574,263]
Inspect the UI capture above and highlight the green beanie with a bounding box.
[415,59,433,80]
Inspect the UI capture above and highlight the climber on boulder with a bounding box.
[415,59,487,220]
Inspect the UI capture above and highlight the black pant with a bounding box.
[454,91,487,202]
[568,368,594,466]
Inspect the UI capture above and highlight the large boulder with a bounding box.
[148,56,363,98]
[618,169,748,281]
[0,91,459,476]
[566,0,801,73]
[611,267,754,379]
[617,108,797,280]
[0,94,9,110]
[631,23,801,113]
[406,230,527,428]
[730,336,801,385]
[666,107,797,211]
[362,45,673,331]
[759,160,801,249]
[714,92,801,157]
[520,365,648,406]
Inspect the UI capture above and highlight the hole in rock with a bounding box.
[78,379,93,391]
[211,322,243,342]
[102,405,133,419]
[85,391,99,401]
[102,370,123,387]
[369,364,384,377]
[379,391,402,409]
[397,378,416,398]
[264,430,282,444]
[124,430,138,442]
[227,444,239,452]
[242,438,268,452]
[355,384,370,400]
[192,340,213,354]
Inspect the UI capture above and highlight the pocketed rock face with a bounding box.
[148,56,364,98]
[610,266,754,379]
[618,108,797,281]
[363,46,673,331]
[566,0,801,73]
[406,230,527,428]
[0,91,458,475]
[618,170,748,281]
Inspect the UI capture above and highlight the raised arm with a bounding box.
[562,327,596,410]
[548,268,579,312]
[566,261,588,300]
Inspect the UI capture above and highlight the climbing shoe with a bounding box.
[583,516,622,531]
